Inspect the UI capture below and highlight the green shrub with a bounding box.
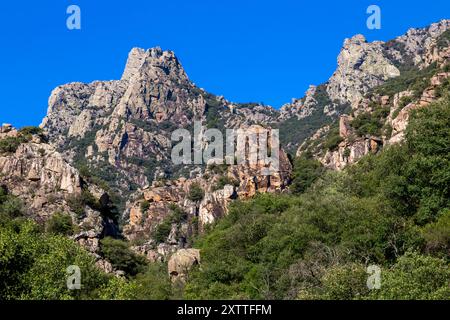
[153,219,173,244]
[436,29,450,49]
[212,176,239,191]
[98,263,173,300]
[370,252,450,300]
[18,126,43,136]
[45,212,75,236]
[0,127,46,154]
[168,204,188,224]
[351,106,390,136]
[323,134,343,151]
[66,189,100,218]
[398,95,413,108]
[421,210,450,257]
[0,196,23,221]
[0,136,25,154]
[188,183,205,202]
[372,63,438,98]
[435,78,450,98]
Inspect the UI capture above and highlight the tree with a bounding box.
[291,156,325,194]
[188,183,205,202]
[100,237,147,276]
[98,263,173,300]
[370,252,450,300]
[298,263,370,300]
[421,210,450,257]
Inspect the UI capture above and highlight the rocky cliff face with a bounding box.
[0,127,118,263]
[123,124,292,262]
[326,34,401,107]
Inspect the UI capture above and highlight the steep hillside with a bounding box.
[0,19,448,300]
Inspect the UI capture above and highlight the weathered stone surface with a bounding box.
[199,185,235,228]
[0,142,82,194]
[327,34,400,108]
[279,85,318,120]
[33,20,450,269]
[168,249,200,282]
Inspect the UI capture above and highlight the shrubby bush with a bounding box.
[66,189,101,218]
[140,200,150,213]
[322,125,343,151]
[350,106,390,136]
[0,126,45,154]
[212,176,239,192]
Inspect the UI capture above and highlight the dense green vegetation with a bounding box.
[322,125,343,151]
[100,237,148,276]
[0,190,177,299]
[290,156,325,194]
[45,212,76,236]
[277,85,350,154]
[204,92,226,130]
[437,29,450,50]
[212,176,240,191]
[188,183,205,202]
[351,105,390,136]
[184,96,450,299]
[372,62,438,99]
[0,188,108,299]
[0,126,44,154]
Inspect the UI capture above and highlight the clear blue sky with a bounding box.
[0,0,449,127]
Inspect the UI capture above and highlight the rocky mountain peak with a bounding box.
[121,46,187,83]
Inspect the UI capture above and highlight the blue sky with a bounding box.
[0,0,449,127]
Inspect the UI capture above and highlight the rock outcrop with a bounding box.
[35,19,450,265]
[168,249,200,282]
[0,130,117,256]
[327,34,400,108]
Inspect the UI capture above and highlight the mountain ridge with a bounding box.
[1,18,449,285]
